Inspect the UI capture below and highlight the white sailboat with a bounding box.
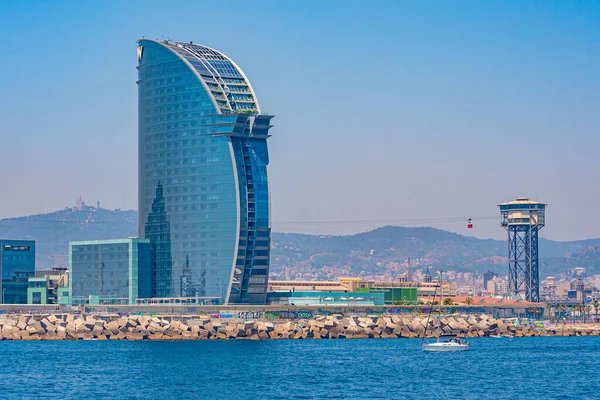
[421,271,470,352]
[421,333,470,352]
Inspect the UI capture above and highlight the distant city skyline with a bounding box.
[0,1,598,241]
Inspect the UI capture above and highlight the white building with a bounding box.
[487,277,509,296]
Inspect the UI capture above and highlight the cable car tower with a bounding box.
[499,198,546,302]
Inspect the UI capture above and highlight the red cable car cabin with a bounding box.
[467,218,473,229]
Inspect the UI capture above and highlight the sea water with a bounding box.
[1,337,599,399]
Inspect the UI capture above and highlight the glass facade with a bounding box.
[137,39,273,304]
[26,268,70,305]
[68,239,152,304]
[0,240,35,304]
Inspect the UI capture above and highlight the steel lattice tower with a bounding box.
[499,198,546,302]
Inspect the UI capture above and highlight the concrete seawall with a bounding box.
[0,313,598,340]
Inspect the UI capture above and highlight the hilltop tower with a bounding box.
[575,275,584,303]
[499,198,546,302]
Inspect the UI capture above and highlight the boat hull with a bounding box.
[422,343,470,352]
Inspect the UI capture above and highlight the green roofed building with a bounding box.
[69,238,152,305]
[356,287,418,305]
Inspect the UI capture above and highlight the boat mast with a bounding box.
[421,268,438,345]
[436,270,443,342]
[421,268,443,345]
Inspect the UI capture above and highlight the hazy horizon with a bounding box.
[1,1,598,242]
[3,201,600,244]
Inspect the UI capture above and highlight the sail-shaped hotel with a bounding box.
[136,39,273,304]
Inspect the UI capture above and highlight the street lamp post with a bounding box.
[2,288,5,304]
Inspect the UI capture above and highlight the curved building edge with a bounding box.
[136,38,273,304]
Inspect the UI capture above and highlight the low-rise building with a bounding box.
[418,281,457,297]
[27,267,69,305]
[268,277,422,305]
[358,287,418,305]
[69,238,152,305]
[344,278,419,291]
[268,277,420,293]
[267,291,385,306]
[268,280,349,292]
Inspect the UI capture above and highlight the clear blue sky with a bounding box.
[0,0,598,241]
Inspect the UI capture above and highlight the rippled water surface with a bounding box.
[2,337,600,399]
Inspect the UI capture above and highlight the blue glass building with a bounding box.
[137,39,273,304]
[69,238,152,305]
[0,239,35,304]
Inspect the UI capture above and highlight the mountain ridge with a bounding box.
[1,208,599,278]
[270,226,600,279]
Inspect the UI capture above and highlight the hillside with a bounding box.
[0,206,137,268]
[270,226,600,280]
[1,208,599,278]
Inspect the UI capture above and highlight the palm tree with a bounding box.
[594,300,599,322]
[551,303,558,322]
[465,297,473,306]
[558,304,567,321]
[443,298,453,306]
[580,304,585,320]
[584,305,592,324]
[572,304,582,321]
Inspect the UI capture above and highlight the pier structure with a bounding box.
[499,198,546,302]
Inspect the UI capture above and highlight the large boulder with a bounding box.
[41,319,56,332]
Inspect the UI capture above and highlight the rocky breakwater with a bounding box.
[1,313,599,340]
